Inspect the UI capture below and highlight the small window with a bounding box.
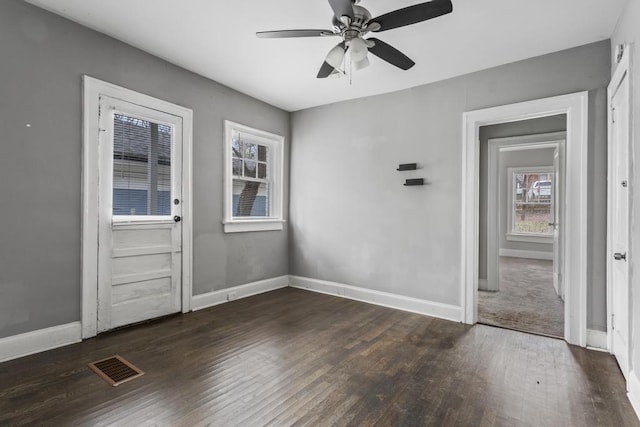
[507,167,554,242]
[224,121,284,233]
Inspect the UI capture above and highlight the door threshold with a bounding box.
[477,321,564,341]
[100,312,183,336]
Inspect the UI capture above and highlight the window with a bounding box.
[112,113,174,217]
[223,121,284,233]
[507,167,554,243]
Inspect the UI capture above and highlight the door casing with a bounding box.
[82,76,193,339]
[485,134,565,294]
[461,91,589,347]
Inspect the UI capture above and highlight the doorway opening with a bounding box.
[461,92,589,347]
[81,76,194,339]
[477,123,566,338]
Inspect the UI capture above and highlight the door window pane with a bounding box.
[112,113,173,216]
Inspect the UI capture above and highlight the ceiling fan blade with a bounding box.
[328,0,354,20]
[317,61,336,78]
[257,29,336,38]
[369,0,453,32]
[367,38,415,70]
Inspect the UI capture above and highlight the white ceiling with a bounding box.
[26,0,625,112]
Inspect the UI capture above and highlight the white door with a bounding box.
[608,54,630,379]
[97,96,183,332]
[552,145,564,300]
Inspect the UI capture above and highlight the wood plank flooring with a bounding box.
[0,288,637,426]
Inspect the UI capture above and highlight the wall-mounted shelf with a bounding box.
[404,178,425,186]
[397,163,417,171]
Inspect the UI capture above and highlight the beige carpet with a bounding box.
[478,256,564,338]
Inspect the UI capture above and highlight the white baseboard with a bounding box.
[289,275,461,322]
[499,248,553,260]
[0,322,82,363]
[192,275,289,311]
[627,370,640,421]
[586,329,607,351]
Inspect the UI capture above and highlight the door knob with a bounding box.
[173,215,182,223]
[614,252,627,261]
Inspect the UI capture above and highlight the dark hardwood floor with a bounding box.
[1,288,637,426]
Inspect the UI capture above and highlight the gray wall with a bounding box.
[478,116,566,281]
[290,40,610,329]
[0,0,290,339]
[612,0,640,386]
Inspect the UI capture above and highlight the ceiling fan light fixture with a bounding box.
[353,56,370,71]
[326,43,346,68]
[348,37,368,62]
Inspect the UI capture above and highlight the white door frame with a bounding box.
[461,92,589,346]
[486,134,564,293]
[607,46,632,355]
[81,76,194,339]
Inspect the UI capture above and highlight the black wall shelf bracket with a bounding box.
[404,178,425,186]
[397,163,417,171]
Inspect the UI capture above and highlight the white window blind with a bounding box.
[112,113,173,216]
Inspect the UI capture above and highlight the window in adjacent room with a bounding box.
[507,166,554,243]
[223,121,284,233]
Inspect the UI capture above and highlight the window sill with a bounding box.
[223,219,285,233]
[506,232,553,244]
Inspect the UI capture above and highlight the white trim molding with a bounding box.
[462,91,589,347]
[499,249,553,260]
[586,329,608,351]
[82,76,194,339]
[192,276,289,311]
[289,276,462,323]
[0,322,81,363]
[628,371,640,419]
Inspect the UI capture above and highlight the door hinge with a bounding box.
[611,106,616,124]
[612,313,615,330]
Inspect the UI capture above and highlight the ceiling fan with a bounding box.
[256,0,453,78]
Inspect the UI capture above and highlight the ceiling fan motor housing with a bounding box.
[332,5,372,34]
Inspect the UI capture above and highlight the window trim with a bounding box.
[223,120,284,233]
[506,166,554,244]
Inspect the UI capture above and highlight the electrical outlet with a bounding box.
[227,292,237,301]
